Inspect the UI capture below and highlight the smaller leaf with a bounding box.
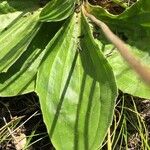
[0,22,62,96]
[40,0,75,22]
[0,0,42,14]
[0,12,41,73]
[105,45,150,99]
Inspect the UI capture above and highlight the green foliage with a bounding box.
[36,13,117,149]
[87,0,150,98]
[0,0,150,149]
[40,0,75,22]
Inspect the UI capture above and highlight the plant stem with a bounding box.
[107,128,112,150]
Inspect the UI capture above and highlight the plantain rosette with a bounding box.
[0,0,149,149]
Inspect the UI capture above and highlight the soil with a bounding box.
[0,93,55,150]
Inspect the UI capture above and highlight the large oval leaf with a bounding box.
[36,13,117,149]
[40,0,75,22]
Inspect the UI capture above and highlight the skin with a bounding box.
[82,5,150,86]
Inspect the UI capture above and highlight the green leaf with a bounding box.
[86,0,150,98]
[36,13,117,149]
[0,12,41,73]
[105,45,150,99]
[0,1,15,13]
[0,0,42,14]
[40,0,75,22]
[0,22,62,96]
[0,12,22,32]
[86,0,150,24]
[0,0,43,32]
[0,0,51,95]
[79,13,117,149]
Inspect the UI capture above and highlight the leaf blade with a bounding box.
[0,21,62,96]
[0,12,41,73]
[40,0,75,22]
[36,13,117,149]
